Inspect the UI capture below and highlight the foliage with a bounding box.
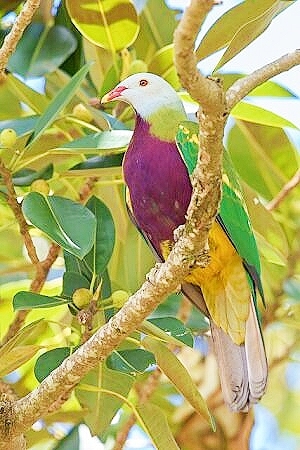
[0,0,300,449]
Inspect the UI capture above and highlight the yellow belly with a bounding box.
[184,222,250,344]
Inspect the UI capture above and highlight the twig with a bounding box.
[0,160,39,266]
[266,168,300,211]
[226,49,300,110]
[0,0,41,81]
[113,370,161,450]
[1,242,60,345]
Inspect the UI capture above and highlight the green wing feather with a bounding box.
[176,121,264,301]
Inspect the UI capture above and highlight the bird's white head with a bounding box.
[102,72,186,120]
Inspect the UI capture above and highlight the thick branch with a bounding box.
[0,0,41,81]
[174,0,224,114]
[226,49,300,110]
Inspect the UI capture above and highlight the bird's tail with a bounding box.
[210,295,267,411]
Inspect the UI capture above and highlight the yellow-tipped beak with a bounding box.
[101,85,127,104]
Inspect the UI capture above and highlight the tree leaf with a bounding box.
[35,347,73,382]
[71,153,123,171]
[8,23,77,78]
[135,402,180,450]
[27,62,92,147]
[214,1,292,71]
[196,0,290,63]
[85,196,115,275]
[231,102,297,129]
[0,345,42,377]
[148,44,180,89]
[56,130,132,153]
[13,291,70,311]
[6,74,49,113]
[227,122,287,200]
[0,320,46,376]
[106,349,155,374]
[147,317,194,348]
[22,193,96,259]
[62,272,90,297]
[76,365,134,435]
[54,426,80,450]
[66,0,139,52]
[143,337,214,429]
[219,73,296,97]
[12,164,53,186]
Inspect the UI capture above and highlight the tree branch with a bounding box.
[226,49,300,110]
[0,0,41,82]
[173,0,224,114]
[266,168,300,211]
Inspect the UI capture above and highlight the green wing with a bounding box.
[176,121,264,300]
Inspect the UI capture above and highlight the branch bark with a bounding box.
[226,49,300,110]
[0,0,41,82]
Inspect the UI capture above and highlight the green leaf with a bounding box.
[0,345,42,377]
[76,365,134,435]
[136,402,180,450]
[219,73,296,97]
[134,0,178,61]
[62,272,90,297]
[28,63,92,147]
[148,44,180,89]
[35,347,73,382]
[242,183,288,266]
[56,130,132,152]
[214,1,292,71]
[6,74,49,113]
[13,291,70,311]
[227,122,287,200]
[196,0,291,64]
[231,102,297,129]
[66,0,139,52]
[54,426,80,450]
[0,320,46,377]
[22,193,96,259]
[0,116,38,135]
[106,349,155,374]
[143,337,214,429]
[71,154,123,170]
[8,23,77,78]
[12,164,53,186]
[85,196,115,275]
[147,317,194,348]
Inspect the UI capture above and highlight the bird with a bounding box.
[101,73,267,412]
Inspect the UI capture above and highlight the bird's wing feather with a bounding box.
[176,120,264,301]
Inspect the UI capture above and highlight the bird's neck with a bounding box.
[140,105,187,142]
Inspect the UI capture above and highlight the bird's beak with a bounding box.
[101,85,127,103]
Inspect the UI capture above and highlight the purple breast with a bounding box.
[123,115,192,257]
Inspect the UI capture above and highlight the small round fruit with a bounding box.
[72,103,93,123]
[72,288,92,309]
[30,179,50,195]
[111,290,130,308]
[0,128,17,148]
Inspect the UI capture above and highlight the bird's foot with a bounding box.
[146,263,162,285]
[186,249,211,270]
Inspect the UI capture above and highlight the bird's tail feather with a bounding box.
[210,295,267,412]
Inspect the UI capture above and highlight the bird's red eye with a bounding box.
[139,79,148,86]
